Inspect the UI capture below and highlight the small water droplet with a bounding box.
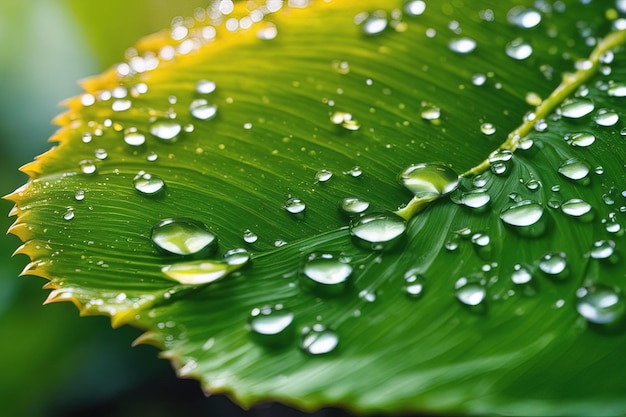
[594,108,619,126]
[472,73,487,86]
[301,252,352,296]
[590,240,616,260]
[339,197,370,216]
[249,305,295,348]
[359,10,388,35]
[526,179,541,191]
[63,209,75,221]
[576,285,625,325]
[346,166,363,177]
[315,169,333,183]
[350,212,407,251]
[480,122,496,135]
[151,218,217,256]
[284,197,306,216]
[74,190,85,201]
[300,324,338,355]
[471,232,491,259]
[94,148,108,160]
[124,128,146,146]
[147,152,158,162]
[511,263,533,285]
[196,79,216,94]
[150,120,182,141]
[224,248,251,266]
[558,158,590,182]
[331,60,350,74]
[257,22,278,40]
[242,229,258,244]
[565,132,595,147]
[507,6,542,28]
[404,268,425,298]
[455,276,486,306]
[558,98,594,119]
[79,160,97,175]
[190,99,218,120]
[359,289,377,302]
[112,99,132,112]
[489,149,513,175]
[420,102,441,121]
[505,38,533,60]
[330,111,360,131]
[133,171,165,195]
[445,240,459,251]
[539,252,568,279]
[448,37,477,54]
[404,0,426,16]
[399,163,459,199]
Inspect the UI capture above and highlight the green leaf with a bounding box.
[7,1,626,415]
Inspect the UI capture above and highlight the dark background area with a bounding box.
[0,2,441,416]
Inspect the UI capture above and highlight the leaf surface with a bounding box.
[8,1,626,415]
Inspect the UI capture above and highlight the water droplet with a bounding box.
[300,324,338,355]
[224,248,251,266]
[448,37,477,54]
[607,81,626,97]
[359,289,376,302]
[594,108,619,126]
[472,73,487,86]
[150,120,182,141]
[161,259,231,285]
[112,99,132,112]
[190,99,218,120]
[249,305,295,348]
[420,102,441,121]
[455,277,486,306]
[124,128,146,146]
[63,209,75,221]
[301,252,352,296]
[147,152,158,162]
[565,132,595,147]
[399,163,459,199]
[526,179,541,191]
[558,98,594,119]
[505,38,533,60]
[471,232,491,259]
[404,268,425,298]
[511,263,533,285]
[151,218,217,256]
[257,22,278,40]
[242,229,258,244]
[346,166,363,177]
[82,132,92,143]
[576,285,625,325]
[359,11,388,36]
[331,60,350,75]
[133,171,165,195]
[74,190,85,201]
[500,200,546,237]
[590,240,616,260]
[561,198,593,220]
[330,111,360,131]
[196,79,216,95]
[489,149,513,175]
[558,158,590,182]
[459,189,491,209]
[94,148,108,160]
[507,6,542,28]
[539,252,568,279]
[315,169,333,183]
[339,197,370,216]
[480,122,496,135]
[284,197,306,216]
[79,160,97,175]
[350,212,407,251]
[405,0,426,15]
[445,240,459,251]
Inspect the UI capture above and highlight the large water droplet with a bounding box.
[539,252,568,279]
[590,240,616,260]
[300,324,338,355]
[133,171,165,195]
[454,189,491,209]
[594,108,619,126]
[500,200,546,237]
[576,285,625,325]
[190,99,218,120]
[448,37,477,54]
[607,81,626,97]
[224,248,251,266]
[79,160,97,175]
[505,38,533,60]
[315,169,333,183]
[284,197,306,217]
[404,0,426,16]
[480,122,496,135]
[561,198,593,220]
[242,229,258,244]
[558,98,594,119]
[558,158,590,182]
[249,305,294,348]
[339,197,370,216]
[124,128,146,146]
[455,277,486,306]
[399,163,459,199]
[161,259,231,285]
[151,218,217,256]
[350,212,407,251]
[301,252,352,296]
[404,268,425,298]
[150,120,182,141]
[511,263,532,285]
[196,79,217,95]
